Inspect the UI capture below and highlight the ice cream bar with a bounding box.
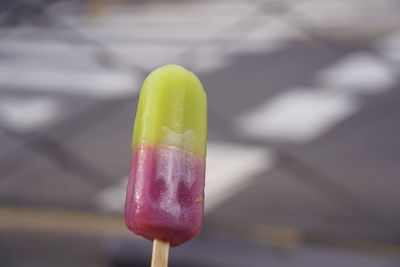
[125,65,207,247]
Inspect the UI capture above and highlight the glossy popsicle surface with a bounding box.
[125,65,207,247]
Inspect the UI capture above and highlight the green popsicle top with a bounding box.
[132,65,207,158]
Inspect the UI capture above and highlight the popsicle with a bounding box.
[125,65,207,253]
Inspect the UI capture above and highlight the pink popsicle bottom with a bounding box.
[125,143,205,247]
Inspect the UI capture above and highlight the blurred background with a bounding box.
[0,0,400,266]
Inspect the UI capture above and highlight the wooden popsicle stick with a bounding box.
[151,239,170,267]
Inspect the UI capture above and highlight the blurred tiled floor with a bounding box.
[0,0,400,266]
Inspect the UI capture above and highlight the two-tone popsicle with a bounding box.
[124,65,207,252]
